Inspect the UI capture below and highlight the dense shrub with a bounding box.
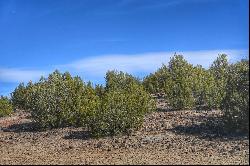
[25,70,100,128]
[142,54,232,110]
[11,83,26,109]
[143,64,169,94]
[143,73,158,94]
[209,54,229,108]
[221,59,249,133]
[11,70,155,137]
[11,82,33,110]
[164,55,195,109]
[0,96,13,117]
[9,53,247,136]
[105,70,141,91]
[142,53,248,133]
[192,65,216,110]
[95,84,105,98]
[87,71,156,137]
[143,55,198,110]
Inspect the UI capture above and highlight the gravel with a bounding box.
[0,101,249,165]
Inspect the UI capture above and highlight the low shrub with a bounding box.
[209,54,229,108]
[164,55,195,110]
[221,59,249,133]
[12,70,155,137]
[86,71,156,137]
[11,82,33,110]
[26,70,100,128]
[0,96,13,117]
[192,65,216,110]
[143,64,169,94]
[105,70,141,91]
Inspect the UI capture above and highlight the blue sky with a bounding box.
[0,0,249,96]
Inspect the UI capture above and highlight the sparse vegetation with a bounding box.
[9,54,249,135]
[1,53,248,166]
[142,54,249,133]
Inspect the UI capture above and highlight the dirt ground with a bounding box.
[0,99,249,165]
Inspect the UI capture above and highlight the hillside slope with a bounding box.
[0,99,248,165]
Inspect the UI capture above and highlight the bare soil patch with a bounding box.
[0,100,249,165]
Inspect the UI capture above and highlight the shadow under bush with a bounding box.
[63,130,91,140]
[169,116,248,140]
[2,122,42,133]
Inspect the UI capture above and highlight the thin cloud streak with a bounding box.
[0,49,248,84]
[0,68,48,83]
[66,49,248,76]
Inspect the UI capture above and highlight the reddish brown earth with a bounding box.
[0,100,249,165]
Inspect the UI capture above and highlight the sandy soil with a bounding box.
[0,99,249,165]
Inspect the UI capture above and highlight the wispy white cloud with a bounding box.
[0,68,49,83]
[177,49,249,68]
[65,49,248,76]
[0,49,248,84]
[66,52,170,76]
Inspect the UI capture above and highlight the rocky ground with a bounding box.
[0,98,249,165]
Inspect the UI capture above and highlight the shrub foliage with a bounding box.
[209,54,229,108]
[142,53,249,133]
[221,59,249,133]
[11,82,33,110]
[0,96,13,117]
[9,53,249,135]
[11,70,155,136]
[192,65,216,109]
[86,71,155,137]
[164,55,195,109]
[12,70,100,129]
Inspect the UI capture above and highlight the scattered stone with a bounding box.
[0,107,248,165]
